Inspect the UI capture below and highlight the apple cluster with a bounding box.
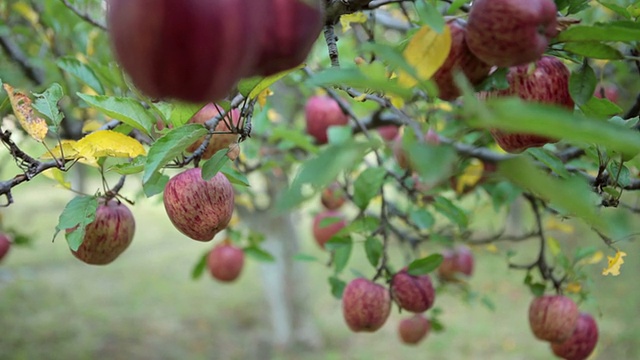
[106,0,325,103]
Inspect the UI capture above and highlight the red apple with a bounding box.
[551,312,599,360]
[432,19,491,100]
[529,295,579,343]
[454,245,474,276]
[466,0,558,67]
[481,56,574,153]
[377,125,400,142]
[0,233,11,263]
[594,84,620,104]
[251,0,324,76]
[107,0,266,103]
[320,182,346,210]
[207,242,245,282]
[437,249,458,280]
[342,278,391,332]
[312,210,347,249]
[304,96,349,145]
[391,268,436,313]
[398,314,431,345]
[163,168,235,241]
[185,103,241,160]
[437,246,475,280]
[70,200,135,265]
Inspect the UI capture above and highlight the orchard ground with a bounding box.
[0,167,639,359]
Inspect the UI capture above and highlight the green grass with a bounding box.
[0,174,639,360]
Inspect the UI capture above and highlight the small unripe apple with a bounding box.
[551,312,598,360]
[466,0,558,67]
[481,56,574,153]
[70,200,136,265]
[163,168,235,241]
[312,210,347,249]
[529,295,579,343]
[185,103,241,160]
[320,182,346,210]
[432,19,491,100]
[0,233,12,263]
[398,314,431,345]
[391,268,436,313]
[304,96,349,145]
[207,242,245,282]
[342,278,391,332]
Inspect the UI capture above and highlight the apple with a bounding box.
[107,0,267,103]
[70,200,136,265]
[321,182,346,210]
[342,278,391,332]
[377,125,400,142]
[312,210,347,249]
[207,242,245,282]
[304,96,349,145]
[481,56,574,153]
[398,314,431,345]
[251,0,324,76]
[391,268,436,313]
[529,295,579,343]
[163,168,235,241]
[393,128,440,171]
[185,103,241,160]
[551,312,599,360]
[432,19,491,100]
[594,84,620,104]
[437,246,475,280]
[0,233,11,263]
[466,0,558,67]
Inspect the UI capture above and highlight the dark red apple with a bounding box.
[391,268,436,313]
[163,168,235,241]
[320,182,346,210]
[454,245,474,276]
[107,0,265,102]
[437,249,458,280]
[251,0,323,76]
[377,125,400,142]
[398,314,431,345]
[551,312,599,360]
[304,96,349,145]
[594,84,620,104]
[207,242,244,282]
[466,0,558,67]
[432,19,491,100]
[312,210,346,249]
[185,103,241,160]
[0,233,11,263]
[529,295,579,343]
[342,278,391,332]
[481,56,574,153]
[70,200,135,265]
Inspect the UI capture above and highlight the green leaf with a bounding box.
[408,254,444,275]
[329,276,346,299]
[270,127,317,153]
[445,0,469,14]
[352,167,386,210]
[607,162,631,188]
[364,237,383,267]
[529,283,547,297]
[221,163,250,187]
[340,216,380,235]
[306,66,413,99]
[293,253,319,262]
[324,236,352,251]
[409,208,435,230]
[327,125,353,145]
[53,196,98,252]
[154,101,204,127]
[77,94,155,135]
[333,240,353,274]
[201,149,229,180]
[557,23,640,42]
[191,251,209,279]
[142,172,170,198]
[433,196,468,229]
[527,148,572,178]
[574,246,598,263]
[32,83,64,126]
[239,66,301,99]
[244,246,276,262]
[564,42,624,60]
[569,63,597,107]
[415,0,445,33]
[109,156,146,175]
[597,1,631,18]
[407,142,457,186]
[579,96,623,119]
[142,124,208,184]
[57,57,104,95]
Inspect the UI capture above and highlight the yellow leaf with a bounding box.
[42,168,72,189]
[86,28,100,56]
[257,88,273,107]
[12,2,39,25]
[75,130,146,159]
[41,140,79,160]
[389,95,405,108]
[340,12,367,32]
[578,250,604,266]
[397,25,452,88]
[545,217,574,234]
[235,193,255,211]
[546,236,562,257]
[602,250,626,276]
[353,93,367,102]
[267,109,281,123]
[3,83,48,142]
[82,119,103,133]
[485,244,499,254]
[565,282,582,294]
[455,159,484,194]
